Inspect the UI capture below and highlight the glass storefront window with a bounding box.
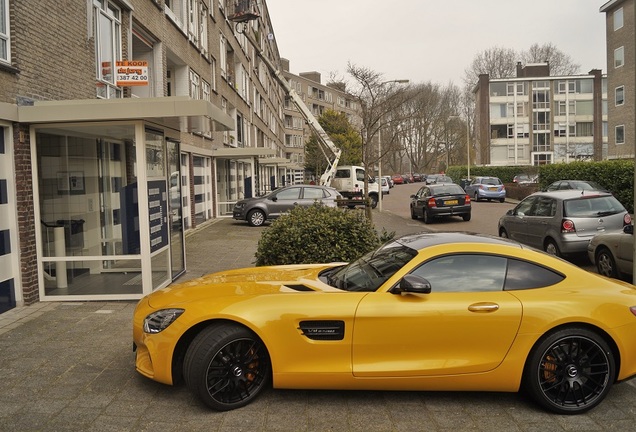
[36,125,140,296]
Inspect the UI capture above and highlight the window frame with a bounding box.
[93,0,123,99]
[614,46,624,69]
[615,125,625,145]
[615,86,625,106]
[0,0,9,64]
[614,7,624,31]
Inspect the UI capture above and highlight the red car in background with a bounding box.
[391,174,404,185]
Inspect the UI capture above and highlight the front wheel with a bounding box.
[499,228,508,238]
[523,328,615,414]
[247,209,266,227]
[184,324,271,411]
[411,207,418,220]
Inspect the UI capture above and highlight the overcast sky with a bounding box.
[265,0,608,87]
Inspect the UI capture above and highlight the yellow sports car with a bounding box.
[132,232,636,414]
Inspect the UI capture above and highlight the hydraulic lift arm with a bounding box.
[229,8,341,186]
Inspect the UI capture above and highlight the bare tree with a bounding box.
[346,63,411,220]
[463,46,518,87]
[521,43,581,75]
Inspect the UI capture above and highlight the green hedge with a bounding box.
[447,160,635,213]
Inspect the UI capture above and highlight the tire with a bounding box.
[369,195,378,209]
[523,327,615,414]
[499,198,505,203]
[423,210,431,224]
[247,209,266,227]
[473,192,479,202]
[596,248,620,279]
[184,324,271,411]
[411,207,418,220]
[462,213,471,221]
[499,228,508,238]
[544,239,561,257]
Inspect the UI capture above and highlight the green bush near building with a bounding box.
[254,204,394,266]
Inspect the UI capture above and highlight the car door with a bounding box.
[267,186,302,218]
[524,196,556,249]
[411,186,428,217]
[503,196,537,245]
[352,253,522,377]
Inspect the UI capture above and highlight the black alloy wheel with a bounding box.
[524,328,615,414]
[184,324,271,411]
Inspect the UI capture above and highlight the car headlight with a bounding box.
[143,309,185,334]
[234,202,246,210]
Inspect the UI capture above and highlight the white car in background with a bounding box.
[380,177,390,195]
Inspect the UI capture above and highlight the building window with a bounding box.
[190,69,200,99]
[0,0,9,64]
[165,0,187,30]
[614,46,624,68]
[615,86,625,106]
[575,122,593,137]
[94,0,122,99]
[614,7,624,31]
[615,125,625,145]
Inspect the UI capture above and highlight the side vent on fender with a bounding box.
[298,320,345,341]
[284,284,315,292]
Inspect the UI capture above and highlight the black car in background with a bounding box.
[410,183,471,224]
[545,180,608,192]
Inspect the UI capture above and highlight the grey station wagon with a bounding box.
[498,190,631,257]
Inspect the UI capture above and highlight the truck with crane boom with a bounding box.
[228,3,379,208]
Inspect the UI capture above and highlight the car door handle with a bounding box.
[468,302,500,313]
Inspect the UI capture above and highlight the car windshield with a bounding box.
[564,195,625,217]
[573,181,603,190]
[324,242,418,292]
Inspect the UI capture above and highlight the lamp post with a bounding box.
[378,79,409,212]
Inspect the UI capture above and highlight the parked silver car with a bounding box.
[464,176,506,202]
[233,184,342,227]
[498,190,631,257]
[587,224,634,279]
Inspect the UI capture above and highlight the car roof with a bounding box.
[530,190,612,200]
[391,231,522,252]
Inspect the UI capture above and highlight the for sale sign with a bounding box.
[116,60,149,86]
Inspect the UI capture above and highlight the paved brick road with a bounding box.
[1,202,635,431]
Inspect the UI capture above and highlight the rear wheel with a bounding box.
[247,209,265,227]
[523,328,615,414]
[596,248,619,279]
[499,198,505,203]
[544,239,560,257]
[473,192,479,202]
[184,324,271,411]
[423,210,432,224]
[462,213,471,221]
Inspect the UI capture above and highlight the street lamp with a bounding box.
[378,79,409,212]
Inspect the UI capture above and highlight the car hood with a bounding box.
[146,263,345,308]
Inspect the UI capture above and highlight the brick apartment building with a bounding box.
[600,0,635,159]
[0,0,318,312]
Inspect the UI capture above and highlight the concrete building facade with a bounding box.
[0,0,299,312]
[473,63,607,166]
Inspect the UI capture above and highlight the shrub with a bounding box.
[255,204,391,266]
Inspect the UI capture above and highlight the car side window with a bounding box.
[410,254,507,292]
[303,187,324,200]
[335,169,349,178]
[515,197,536,216]
[504,259,564,290]
[534,197,555,217]
[274,187,301,200]
[356,169,366,182]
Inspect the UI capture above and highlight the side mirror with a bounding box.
[391,274,432,295]
[410,194,416,199]
[506,209,514,216]
[270,196,278,202]
[624,225,633,235]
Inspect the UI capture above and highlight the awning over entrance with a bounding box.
[15,96,234,133]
